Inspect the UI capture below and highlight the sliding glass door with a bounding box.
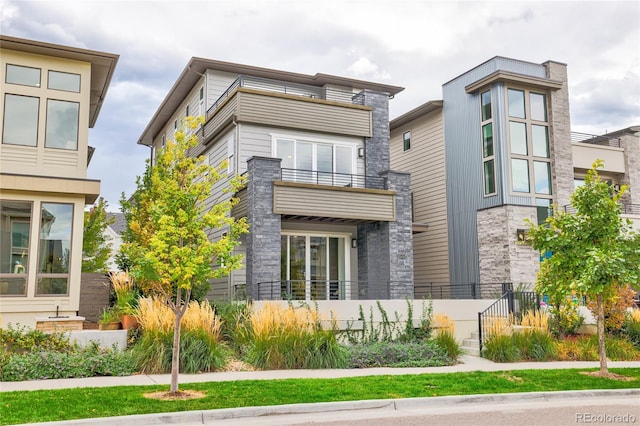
[281,233,349,300]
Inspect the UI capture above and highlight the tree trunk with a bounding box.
[597,293,608,375]
[170,288,184,394]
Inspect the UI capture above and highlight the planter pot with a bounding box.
[121,314,138,330]
[98,321,122,330]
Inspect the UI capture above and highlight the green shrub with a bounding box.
[622,313,640,349]
[347,341,449,368]
[548,303,584,337]
[212,301,253,356]
[0,344,136,381]
[482,334,521,362]
[0,324,75,355]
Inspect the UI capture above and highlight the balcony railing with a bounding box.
[207,75,364,117]
[233,281,520,301]
[571,131,620,148]
[280,168,386,190]
[564,203,640,215]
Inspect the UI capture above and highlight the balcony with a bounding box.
[571,131,625,173]
[202,76,372,143]
[232,168,397,224]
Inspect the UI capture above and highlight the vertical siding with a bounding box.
[390,109,450,289]
[442,57,547,284]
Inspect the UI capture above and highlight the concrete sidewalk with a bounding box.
[2,355,640,392]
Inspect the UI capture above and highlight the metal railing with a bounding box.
[564,202,640,215]
[571,131,620,148]
[234,281,521,301]
[207,75,363,116]
[478,287,540,353]
[280,168,386,190]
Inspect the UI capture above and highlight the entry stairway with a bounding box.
[460,331,481,357]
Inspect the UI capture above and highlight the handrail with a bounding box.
[280,168,386,190]
[571,131,620,148]
[478,289,540,353]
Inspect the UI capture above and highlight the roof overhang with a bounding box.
[465,70,563,94]
[390,100,443,130]
[137,57,405,147]
[0,35,119,127]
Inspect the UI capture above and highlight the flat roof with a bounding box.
[0,35,119,127]
[390,100,443,130]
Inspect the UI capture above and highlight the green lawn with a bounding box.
[1,368,639,425]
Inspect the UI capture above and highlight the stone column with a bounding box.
[477,205,539,297]
[362,89,390,182]
[544,61,574,210]
[246,156,282,300]
[619,131,640,206]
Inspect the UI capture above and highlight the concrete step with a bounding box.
[461,345,480,356]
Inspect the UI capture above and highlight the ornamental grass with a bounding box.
[245,302,347,370]
[132,296,225,374]
[432,313,462,362]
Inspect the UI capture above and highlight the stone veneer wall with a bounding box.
[619,131,640,206]
[544,61,574,209]
[477,205,539,297]
[356,90,414,299]
[245,157,282,300]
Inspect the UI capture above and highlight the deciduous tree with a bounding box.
[526,160,640,376]
[82,197,113,272]
[121,117,248,394]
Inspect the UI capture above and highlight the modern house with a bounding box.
[390,56,640,299]
[0,35,119,327]
[137,58,414,301]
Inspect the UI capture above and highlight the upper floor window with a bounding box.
[6,64,41,87]
[274,137,355,186]
[507,87,551,202]
[199,87,205,116]
[45,99,79,150]
[480,89,496,196]
[227,134,235,175]
[403,131,411,151]
[3,94,39,146]
[48,71,80,92]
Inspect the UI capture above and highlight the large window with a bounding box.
[0,200,32,296]
[37,203,73,296]
[507,88,551,205]
[3,94,39,146]
[274,137,355,186]
[480,89,496,195]
[45,99,79,150]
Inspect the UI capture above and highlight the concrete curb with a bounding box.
[21,389,640,426]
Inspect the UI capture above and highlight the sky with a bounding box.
[2,0,639,211]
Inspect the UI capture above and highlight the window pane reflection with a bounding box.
[45,100,79,150]
[3,94,39,146]
[37,203,73,295]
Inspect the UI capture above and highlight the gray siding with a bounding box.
[443,58,547,284]
[390,108,450,289]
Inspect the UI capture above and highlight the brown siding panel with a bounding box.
[273,183,395,221]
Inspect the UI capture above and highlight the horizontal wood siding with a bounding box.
[203,96,237,142]
[238,124,273,174]
[236,91,372,137]
[390,109,450,288]
[273,182,395,221]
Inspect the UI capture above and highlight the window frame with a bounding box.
[506,86,552,203]
[2,93,40,147]
[35,202,74,297]
[480,89,497,197]
[402,130,411,152]
[5,64,41,87]
[0,200,33,297]
[44,98,80,151]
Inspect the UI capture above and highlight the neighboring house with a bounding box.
[390,56,640,299]
[105,212,126,271]
[137,58,414,301]
[0,35,118,327]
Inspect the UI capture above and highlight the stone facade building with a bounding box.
[138,59,414,301]
[390,56,640,298]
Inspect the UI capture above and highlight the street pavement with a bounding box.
[2,355,640,425]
